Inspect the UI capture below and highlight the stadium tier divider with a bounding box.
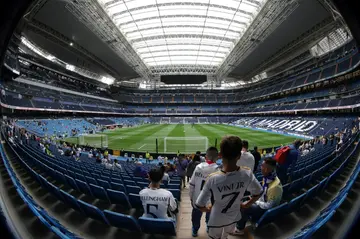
[3,135,179,236]
[0,141,79,239]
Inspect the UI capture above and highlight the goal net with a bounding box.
[78,134,108,148]
[164,137,208,154]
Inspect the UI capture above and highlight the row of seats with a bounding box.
[5,137,177,236]
[253,134,358,231]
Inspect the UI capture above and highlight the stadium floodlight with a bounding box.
[164,137,208,154]
[100,76,115,85]
[66,64,75,71]
[78,134,108,148]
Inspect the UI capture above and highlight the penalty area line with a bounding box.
[138,144,147,150]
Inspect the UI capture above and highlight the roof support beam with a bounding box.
[66,0,152,81]
[215,0,300,80]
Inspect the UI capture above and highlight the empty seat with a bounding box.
[85,176,97,185]
[97,179,111,189]
[138,182,149,189]
[124,180,137,186]
[75,179,92,196]
[106,189,131,208]
[255,203,289,228]
[138,217,176,236]
[77,200,109,224]
[64,175,79,191]
[59,189,82,212]
[287,193,306,213]
[168,189,181,201]
[89,184,109,201]
[126,185,141,194]
[104,210,141,232]
[110,182,126,192]
[128,193,142,209]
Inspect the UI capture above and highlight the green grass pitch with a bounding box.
[64,124,300,154]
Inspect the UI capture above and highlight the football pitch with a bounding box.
[64,124,300,154]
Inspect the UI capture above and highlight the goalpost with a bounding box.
[164,137,208,153]
[78,134,108,148]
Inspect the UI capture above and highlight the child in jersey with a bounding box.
[195,136,262,239]
[189,146,220,237]
[140,167,178,220]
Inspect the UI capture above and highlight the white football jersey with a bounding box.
[195,167,262,227]
[189,162,219,203]
[139,188,177,219]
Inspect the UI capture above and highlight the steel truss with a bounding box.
[242,17,340,81]
[216,0,300,81]
[25,19,119,78]
[150,65,217,75]
[66,0,152,81]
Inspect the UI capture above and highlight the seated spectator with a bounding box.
[236,140,255,171]
[140,167,178,219]
[161,165,171,184]
[231,158,283,235]
[133,162,148,178]
[113,159,123,172]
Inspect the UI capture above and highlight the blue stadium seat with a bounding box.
[77,200,109,224]
[97,179,111,189]
[89,184,109,201]
[168,184,180,190]
[138,217,176,236]
[59,189,82,212]
[103,210,141,232]
[287,193,306,213]
[75,179,92,196]
[316,178,328,194]
[303,184,318,202]
[128,193,142,209]
[137,182,149,189]
[255,203,289,228]
[124,180,137,186]
[111,178,123,184]
[106,189,131,208]
[75,173,86,182]
[47,181,64,202]
[289,178,303,194]
[168,189,181,201]
[85,176,97,185]
[110,182,126,192]
[64,175,79,191]
[126,185,141,194]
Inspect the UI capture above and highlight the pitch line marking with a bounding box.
[138,144,147,150]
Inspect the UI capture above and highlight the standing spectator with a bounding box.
[145,151,150,164]
[276,139,301,184]
[252,146,261,172]
[195,136,262,239]
[134,162,148,178]
[186,154,201,183]
[175,154,188,188]
[231,158,283,235]
[189,147,219,237]
[236,140,255,172]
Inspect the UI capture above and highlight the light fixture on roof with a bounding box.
[70,42,74,46]
[100,76,115,85]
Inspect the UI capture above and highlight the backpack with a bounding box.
[274,146,290,165]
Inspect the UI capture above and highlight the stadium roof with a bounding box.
[97,0,267,71]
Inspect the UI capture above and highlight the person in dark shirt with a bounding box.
[251,146,261,172]
[133,162,148,178]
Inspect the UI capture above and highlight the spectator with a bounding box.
[139,167,178,219]
[145,151,150,163]
[175,154,188,188]
[236,140,255,172]
[276,139,301,184]
[161,165,170,184]
[186,154,201,183]
[133,162,148,178]
[231,158,283,235]
[195,136,262,239]
[113,159,123,172]
[252,146,261,172]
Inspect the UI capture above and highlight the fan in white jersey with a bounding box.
[196,136,262,239]
[189,146,219,237]
[140,167,178,220]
